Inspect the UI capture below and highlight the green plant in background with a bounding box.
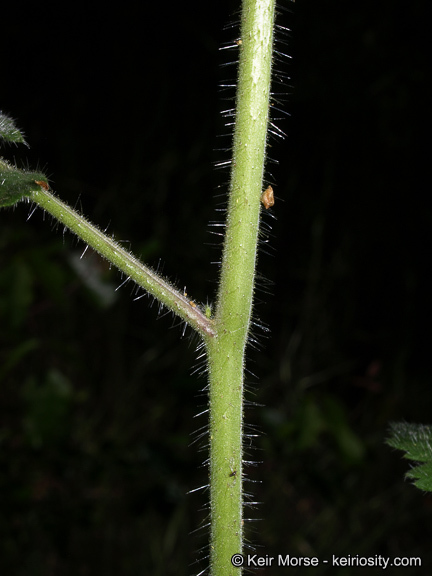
[387,422,432,493]
[0,0,283,573]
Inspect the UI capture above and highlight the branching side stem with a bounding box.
[30,186,216,339]
[1,1,277,574]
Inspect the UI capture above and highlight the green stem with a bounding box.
[29,185,216,339]
[1,1,277,572]
[207,0,275,574]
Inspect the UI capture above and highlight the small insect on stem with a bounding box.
[260,185,274,210]
[229,469,237,478]
[35,180,50,191]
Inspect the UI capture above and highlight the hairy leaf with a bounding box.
[387,422,432,492]
[0,111,28,146]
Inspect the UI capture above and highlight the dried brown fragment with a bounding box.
[35,180,49,191]
[260,185,274,209]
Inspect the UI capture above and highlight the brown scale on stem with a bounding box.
[35,180,50,191]
[260,185,274,209]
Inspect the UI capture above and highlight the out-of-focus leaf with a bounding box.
[22,370,73,449]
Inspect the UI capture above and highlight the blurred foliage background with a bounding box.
[1,0,432,574]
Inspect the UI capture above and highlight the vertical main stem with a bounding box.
[207,0,275,574]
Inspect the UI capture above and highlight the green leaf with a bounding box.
[0,112,48,207]
[0,158,48,208]
[387,422,432,492]
[387,422,432,462]
[0,111,28,146]
[406,461,432,492]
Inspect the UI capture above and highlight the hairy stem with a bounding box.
[29,185,216,339]
[207,0,275,574]
[1,1,278,572]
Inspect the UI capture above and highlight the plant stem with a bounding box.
[2,0,277,571]
[207,0,275,573]
[29,185,216,339]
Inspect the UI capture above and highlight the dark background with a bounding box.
[1,0,431,574]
